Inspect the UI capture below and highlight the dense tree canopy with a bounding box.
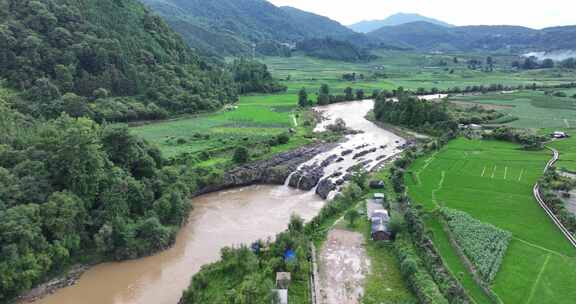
[374,88,457,135]
[229,59,286,94]
[0,98,214,301]
[0,0,238,122]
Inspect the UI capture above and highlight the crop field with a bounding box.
[261,51,576,94]
[406,139,576,304]
[547,135,576,172]
[449,90,576,129]
[132,94,306,158]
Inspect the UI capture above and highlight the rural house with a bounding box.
[371,209,392,241]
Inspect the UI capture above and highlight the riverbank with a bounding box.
[17,140,337,304]
[26,99,409,304]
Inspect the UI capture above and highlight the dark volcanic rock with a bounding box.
[196,143,336,195]
[316,178,336,199]
[341,149,353,156]
[353,148,378,159]
[321,154,339,167]
[289,165,324,190]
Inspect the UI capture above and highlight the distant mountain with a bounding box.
[349,13,453,33]
[368,21,576,52]
[139,0,370,57]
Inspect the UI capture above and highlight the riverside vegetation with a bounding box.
[3,0,576,303]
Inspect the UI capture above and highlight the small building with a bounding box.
[276,272,291,289]
[459,124,483,130]
[271,289,288,304]
[372,209,390,221]
[371,216,392,241]
[369,180,385,189]
[552,131,568,139]
[373,193,386,204]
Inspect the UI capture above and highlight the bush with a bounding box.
[345,209,360,227]
[276,133,290,145]
[233,146,249,163]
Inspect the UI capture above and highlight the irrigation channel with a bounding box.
[27,98,427,304]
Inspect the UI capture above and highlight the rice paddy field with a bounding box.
[406,138,576,304]
[449,91,576,129]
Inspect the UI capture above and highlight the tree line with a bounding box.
[513,57,576,70]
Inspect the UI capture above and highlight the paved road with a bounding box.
[533,147,576,248]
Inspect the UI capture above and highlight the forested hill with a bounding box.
[0,0,237,122]
[139,0,369,57]
[368,21,576,51]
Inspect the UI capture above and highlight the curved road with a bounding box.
[533,147,576,248]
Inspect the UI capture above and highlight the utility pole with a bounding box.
[252,43,256,60]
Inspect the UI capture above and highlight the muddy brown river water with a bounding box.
[32,186,324,304]
[29,98,429,304]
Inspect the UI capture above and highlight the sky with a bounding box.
[268,0,575,29]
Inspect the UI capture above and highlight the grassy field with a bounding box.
[132,94,308,159]
[547,135,576,172]
[360,227,417,304]
[262,51,576,94]
[449,91,576,129]
[133,52,576,160]
[406,138,576,304]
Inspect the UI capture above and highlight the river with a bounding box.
[30,99,408,304]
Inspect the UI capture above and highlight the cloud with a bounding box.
[269,0,575,29]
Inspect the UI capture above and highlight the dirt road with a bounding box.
[318,228,370,304]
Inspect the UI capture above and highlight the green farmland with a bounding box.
[449,91,576,129]
[548,135,576,172]
[406,138,576,304]
[262,51,576,94]
[132,94,306,158]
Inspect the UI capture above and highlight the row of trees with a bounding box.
[297,85,370,107]
[539,168,576,236]
[513,57,576,70]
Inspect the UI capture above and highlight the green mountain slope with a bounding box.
[0,0,237,122]
[139,0,371,57]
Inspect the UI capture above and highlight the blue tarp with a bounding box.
[284,249,296,262]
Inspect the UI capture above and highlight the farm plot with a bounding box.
[132,94,303,158]
[440,208,512,283]
[406,138,576,304]
[262,52,576,95]
[449,91,576,129]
